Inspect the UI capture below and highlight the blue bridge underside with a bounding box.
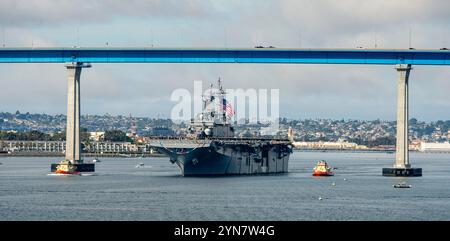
[0,48,449,65]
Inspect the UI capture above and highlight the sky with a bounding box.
[0,0,449,121]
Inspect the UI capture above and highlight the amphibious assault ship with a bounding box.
[148,79,292,176]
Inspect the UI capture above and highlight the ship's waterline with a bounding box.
[167,143,291,176]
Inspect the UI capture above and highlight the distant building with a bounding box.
[409,140,422,151]
[89,132,105,141]
[292,141,367,150]
[1,140,141,153]
[419,142,450,152]
[89,142,139,153]
[1,140,66,153]
[135,136,148,144]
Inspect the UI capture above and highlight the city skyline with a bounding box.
[1,111,449,145]
[1,109,449,122]
[0,0,449,121]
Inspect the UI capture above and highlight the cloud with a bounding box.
[0,0,216,27]
[223,0,450,48]
[278,0,450,30]
[0,0,449,120]
[0,28,56,47]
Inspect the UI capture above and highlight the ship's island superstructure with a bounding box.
[148,79,292,176]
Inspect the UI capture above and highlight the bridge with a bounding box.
[0,47,449,64]
[1,47,450,176]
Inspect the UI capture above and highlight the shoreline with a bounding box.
[1,149,449,158]
[0,152,167,158]
[294,149,450,153]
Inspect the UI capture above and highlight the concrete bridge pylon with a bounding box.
[50,62,95,173]
[383,64,422,177]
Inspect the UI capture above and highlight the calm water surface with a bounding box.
[1,151,449,220]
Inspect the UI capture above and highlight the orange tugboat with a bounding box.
[312,160,334,176]
[54,160,80,175]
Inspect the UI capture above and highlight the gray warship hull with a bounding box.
[149,139,292,176]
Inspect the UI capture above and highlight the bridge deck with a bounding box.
[0,47,449,65]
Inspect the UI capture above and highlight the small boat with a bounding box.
[92,158,101,163]
[393,183,412,188]
[312,160,334,176]
[54,160,80,175]
[135,163,145,168]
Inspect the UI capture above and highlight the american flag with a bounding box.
[222,98,235,117]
